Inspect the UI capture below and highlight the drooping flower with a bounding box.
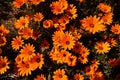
[0,36,7,47]
[80,15,106,34]
[94,41,111,54]
[30,53,44,69]
[34,74,46,80]
[74,73,84,80]
[15,16,29,29]
[20,43,35,61]
[34,12,44,22]
[53,69,68,80]
[0,56,10,74]
[32,30,41,40]
[11,36,24,51]
[41,38,50,50]
[111,24,120,34]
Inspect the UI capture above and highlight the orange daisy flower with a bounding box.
[66,4,78,19]
[97,3,111,13]
[34,12,44,22]
[72,42,83,54]
[29,0,45,5]
[78,56,88,64]
[17,61,34,76]
[74,73,84,80]
[20,43,35,61]
[0,56,10,75]
[94,41,111,54]
[66,55,77,66]
[15,16,29,29]
[0,24,9,36]
[15,55,23,64]
[50,0,68,15]
[58,16,69,26]
[43,20,53,29]
[13,0,26,8]
[111,24,120,34]
[11,36,24,51]
[53,69,68,80]
[0,36,7,47]
[34,74,46,80]
[30,53,44,69]
[18,27,33,39]
[52,30,64,47]
[60,32,75,50]
[81,15,106,34]
[107,38,117,47]
[102,12,113,25]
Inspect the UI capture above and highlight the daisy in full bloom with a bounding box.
[102,12,113,25]
[30,53,44,69]
[97,3,111,13]
[0,56,10,74]
[0,36,7,47]
[74,73,84,80]
[34,74,46,80]
[111,24,120,34]
[80,15,106,34]
[34,12,44,22]
[94,41,111,54]
[20,43,36,61]
[60,32,75,50]
[17,61,35,76]
[50,0,68,15]
[53,69,68,80]
[65,4,78,20]
[11,36,24,51]
[15,16,29,29]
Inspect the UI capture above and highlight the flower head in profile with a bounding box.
[29,0,45,5]
[13,0,27,8]
[34,74,46,80]
[11,36,24,51]
[53,69,68,80]
[80,15,106,34]
[0,56,10,74]
[95,41,111,54]
[20,43,35,61]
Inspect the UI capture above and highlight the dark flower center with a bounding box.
[66,41,70,45]
[36,58,41,63]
